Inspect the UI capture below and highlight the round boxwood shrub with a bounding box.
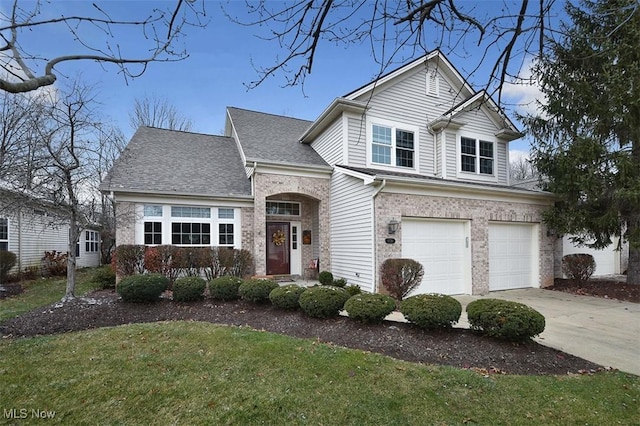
[173,276,206,302]
[344,293,396,323]
[299,286,349,318]
[400,294,462,329]
[466,299,546,341]
[318,271,334,285]
[209,276,243,301]
[269,284,306,310]
[92,266,116,289]
[117,274,169,303]
[238,279,279,303]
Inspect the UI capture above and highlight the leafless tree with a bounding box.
[0,0,207,94]
[129,94,193,132]
[509,156,537,182]
[228,0,561,104]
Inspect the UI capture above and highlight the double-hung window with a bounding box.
[460,137,494,176]
[0,218,8,251]
[371,123,416,169]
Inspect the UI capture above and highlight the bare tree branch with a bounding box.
[0,0,207,94]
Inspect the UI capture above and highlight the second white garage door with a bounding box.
[402,218,471,295]
[488,223,539,291]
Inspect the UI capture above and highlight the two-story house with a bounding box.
[102,50,556,295]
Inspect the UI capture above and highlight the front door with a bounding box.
[266,222,290,275]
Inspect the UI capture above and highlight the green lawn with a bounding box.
[0,322,638,425]
[1,273,639,425]
[0,269,96,321]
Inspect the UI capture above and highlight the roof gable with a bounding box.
[226,107,329,168]
[101,127,251,198]
[344,50,474,101]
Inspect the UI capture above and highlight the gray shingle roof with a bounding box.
[101,127,251,197]
[227,107,329,167]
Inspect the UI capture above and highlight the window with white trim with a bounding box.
[144,222,162,245]
[0,218,8,251]
[85,230,99,253]
[144,205,163,217]
[371,124,415,169]
[266,201,300,216]
[171,206,210,218]
[172,222,211,245]
[460,137,494,176]
[218,208,235,246]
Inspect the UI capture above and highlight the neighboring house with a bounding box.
[513,178,629,276]
[102,50,558,295]
[0,185,101,274]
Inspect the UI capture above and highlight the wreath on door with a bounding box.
[272,229,286,246]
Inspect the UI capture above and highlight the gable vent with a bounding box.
[426,71,440,97]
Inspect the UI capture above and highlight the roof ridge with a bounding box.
[139,126,229,138]
[227,106,312,123]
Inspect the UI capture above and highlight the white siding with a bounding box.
[352,66,466,175]
[330,172,375,291]
[77,229,101,268]
[311,117,344,165]
[445,132,457,177]
[347,116,367,168]
[6,212,69,272]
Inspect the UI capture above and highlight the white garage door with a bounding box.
[402,218,470,295]
[563,236,619,275]
[489,223,539,291]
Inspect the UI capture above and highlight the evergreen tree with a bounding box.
[525,0,640,283]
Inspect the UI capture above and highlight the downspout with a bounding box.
[17,209,22,273]
[371,179,386,293]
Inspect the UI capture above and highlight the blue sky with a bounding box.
[14,1,555,158]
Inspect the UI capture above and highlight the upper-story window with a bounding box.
[371,124,415,169]
[460,137,494,176]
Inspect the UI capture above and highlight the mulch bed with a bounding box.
[0,287,616,376]
[550,277,639,303]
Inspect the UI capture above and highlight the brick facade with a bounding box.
[374,192,555,295]
[252,172,330,276]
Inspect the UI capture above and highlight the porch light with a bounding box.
[388,218,400,235]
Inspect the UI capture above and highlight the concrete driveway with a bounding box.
[454,289,640,376]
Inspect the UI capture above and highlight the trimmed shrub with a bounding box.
[400,294,462,329]
[562,253,596,281]
[173,276,207,302]
[345,284,362,297]
[466,298,546,341]
[117,274,169,303]
[299,286,349,318]
[380,258,424,301]
[92,266,116,289]
[114,245,146,277]
[269,284,306,310]
[332,277,347,288]
[203,247,255,280]
[209,276,243,301]
[344,293,396,323]
[238,279,279,303]
[318,271,334,285]
[0,250,17,282]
